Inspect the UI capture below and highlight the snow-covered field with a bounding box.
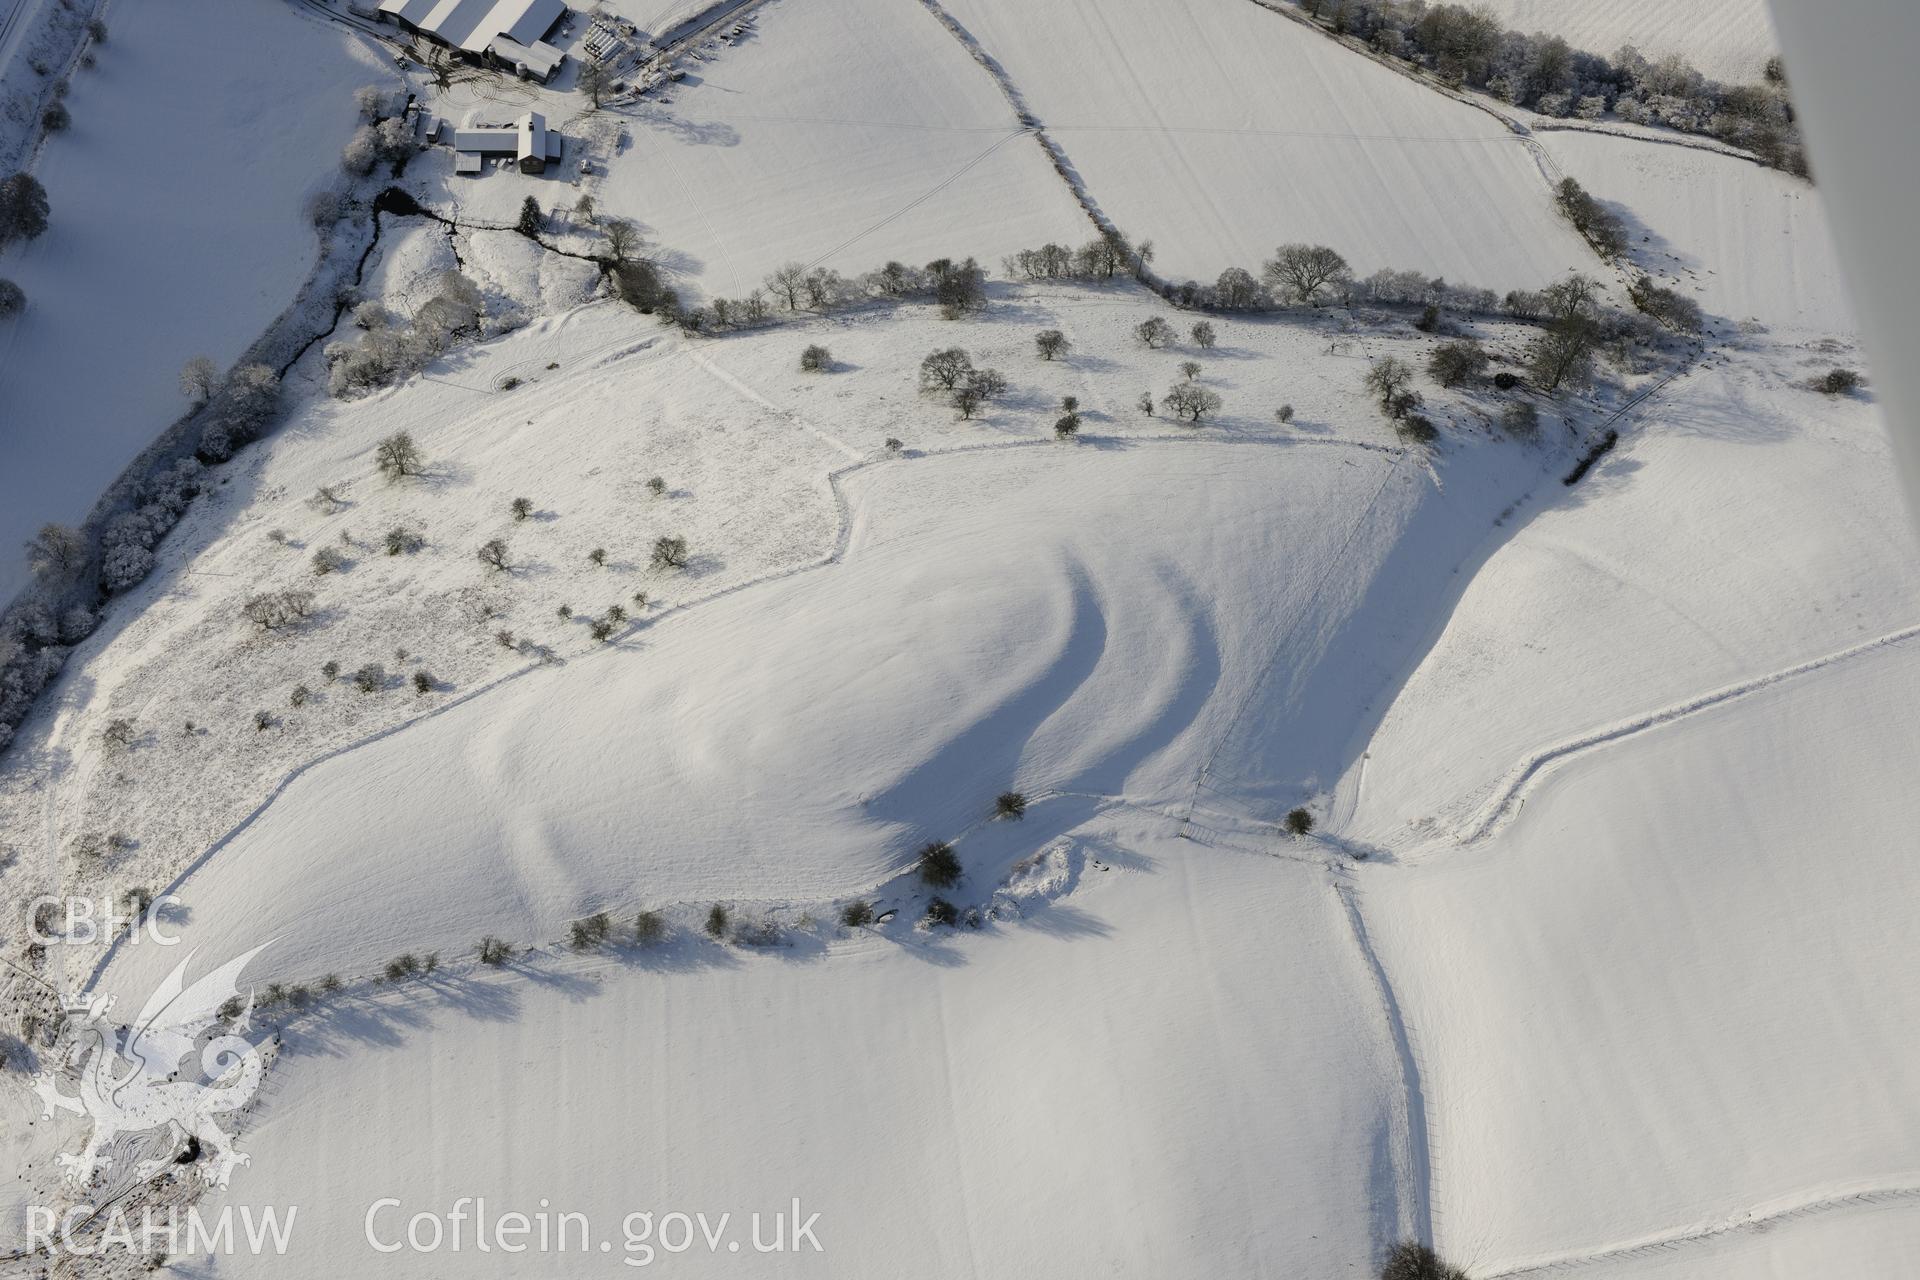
[1543,131,1854,337]
[936,0,1594,292]
[7,0,1917,1276]
[192,817,1408,1278]
[0,0,382,598]
[583,0,1090,299]
[1472,0,1778,84]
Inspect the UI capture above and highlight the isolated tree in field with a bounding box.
[917,841,961,888]
[1364,357,1415,409]
[1179,360,1202,381]
[799,343,831,372]
[646,475,667,497]
[599,217,641,264]
[1821,368,1860,395]
[1215,266,1260,309]
[1137,391,1154,417]
[578,59,614,107]
[511,496,533,521]
[179,355,218,405]
[0,172,51,248]
[374,431,424,480]
[1379,1241,1468,1280]
[477,538,510,571]
[651,535,689,569]
[1275,404,1295,424]
[995,791,1027,819]
[840,900,874,928]
[765,262,808,311]
[920,347,973,391]
[1191,320,1217,349]
[1164,383,1222,423]
[1284,807,1314,836]
[516,195,544,238]
[0,278,22,316]
[1427,340,1488,388]
[1035,329,1069,361]
[25,523,85,580]
[1263,243,1351,304]
[1134,316,1173,348]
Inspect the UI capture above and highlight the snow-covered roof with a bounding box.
[378,0,439,24]
[489,33,565,79]
[492,0,565,47]
[420,0,501,51]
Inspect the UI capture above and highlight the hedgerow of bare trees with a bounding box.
[241,590,316,632]
[1553,178,1626,258]
[1295,0,1806,173]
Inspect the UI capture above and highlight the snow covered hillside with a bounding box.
[582,0,1091,299]
[935,0,1594,291]
[0,0,383,599]
[202,818,1409,1279]
[6,0,1917,1276]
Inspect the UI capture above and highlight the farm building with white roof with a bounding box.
[377,0,568,82]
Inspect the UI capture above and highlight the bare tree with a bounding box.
[477,538,510,571]
[1364,357,1415,409]
[179,355,218,404]
[919,347,973,391]
[765,262,808,311]
[578,60,615,108]
[1179,360,1202,381]
[1191,321,1217,349]
[1164,384,1222,423]
[374,432,424,481]
[1134,316,1173,348]
[1034,329,1069,360]
[25,523,85,580]
[601,218,642,263]
[651,535,689,570]
[1263,244,1351,303]
[354,84,390,121]
[1137,391,1154,417]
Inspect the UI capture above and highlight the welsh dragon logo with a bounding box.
[33,945,270,1188]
